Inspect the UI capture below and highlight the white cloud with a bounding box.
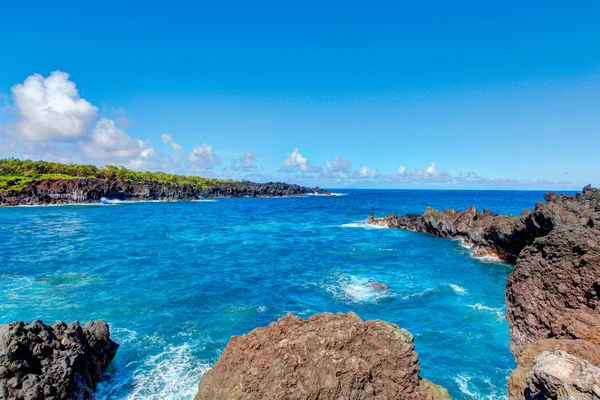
[388,162,451,182]
[237,151,257,169]
[283,147,310,172]
[357,166,379,178]
[11,71,98,141]
[161,133,182,151]
[80,118,172,170]
[426,162,436,175]
[325,156,352,174]
[187,143,221,170]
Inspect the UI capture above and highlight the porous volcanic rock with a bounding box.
[195,312,450,400]
[0,178,329,206]
[506,226,600,357]
[0,319,118,400]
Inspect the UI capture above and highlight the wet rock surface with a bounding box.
[195,312,450,400]
[0,319,118,400]
[0,178,329,205]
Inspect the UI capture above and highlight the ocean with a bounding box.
[0,189,557,399]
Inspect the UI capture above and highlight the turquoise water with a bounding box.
[0,190,552,399]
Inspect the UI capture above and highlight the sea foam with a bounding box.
[449,284,467,295]
[340,220,387,229]
[121,343,209,400]
[326,275,392,303]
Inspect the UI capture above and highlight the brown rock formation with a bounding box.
[370,185,600,399]
[195,312,450,400]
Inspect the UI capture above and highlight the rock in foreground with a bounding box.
[196,312,450,400]
[526,350,600,399]
[0,320,118,400]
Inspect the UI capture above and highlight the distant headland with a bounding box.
[0,159,329,206]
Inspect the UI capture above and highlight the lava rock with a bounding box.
[0,319,118,400]
[0,178,329,206]
[195,312,450,400]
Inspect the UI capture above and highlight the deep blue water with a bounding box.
[0,190,561,399]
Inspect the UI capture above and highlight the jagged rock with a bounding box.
[0,178,329,205]
[368,185,600,263]
[0,319,118,400]
[370,186,600,399]
[506,226,600,357]
[525,350,600,399]
[508,339,600,398]
[195,312,450,400]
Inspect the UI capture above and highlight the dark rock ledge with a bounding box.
[0,178,330,206]
[369,186,600,399]
[0,319,118,400]
[195,312,450,400]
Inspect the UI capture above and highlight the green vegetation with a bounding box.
[0,158,232,191]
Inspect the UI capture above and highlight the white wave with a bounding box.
[304,192,347,196]
[402,287,437,300]
[468,303,505,320]
[327,275,392,303]
[449,284,467,295]
[340,220,388,229]
[193,199,217,202]
[123,343,210,400]
[453,373,505,400]
[377,248,393,252]
[455,238,473,249]
[472,254,504,264]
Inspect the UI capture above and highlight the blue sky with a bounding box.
[0,1,598,189]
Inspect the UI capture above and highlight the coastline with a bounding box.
[369,185,600,398]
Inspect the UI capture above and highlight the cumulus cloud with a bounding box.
[356,166,379,179]
[325,156,352,177]
[283,148,309,171]
[161,133,182,151]
[388,162,451,182]
[80,118,175,170]
[281,148,322,174]
[11,71,98,141]
[237,151,257,169]
[0,71,227,173]
[188,144,221,170]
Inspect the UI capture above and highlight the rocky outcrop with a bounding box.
[0,319,118,400]
[369,207,525,262]
[506,226,600,356]
[195,312,450,400]
[368,185,600,263]
[525,350,600,399]
[0,178,329,206]
[370,185,600,399]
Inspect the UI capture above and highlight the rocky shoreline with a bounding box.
[370,185,600,398]
[0,178,330,206]
[0,320,118,400]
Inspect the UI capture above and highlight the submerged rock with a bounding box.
[195,312,450,400]
[0,319,118,400]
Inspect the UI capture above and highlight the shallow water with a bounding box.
[0,190,558,399]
